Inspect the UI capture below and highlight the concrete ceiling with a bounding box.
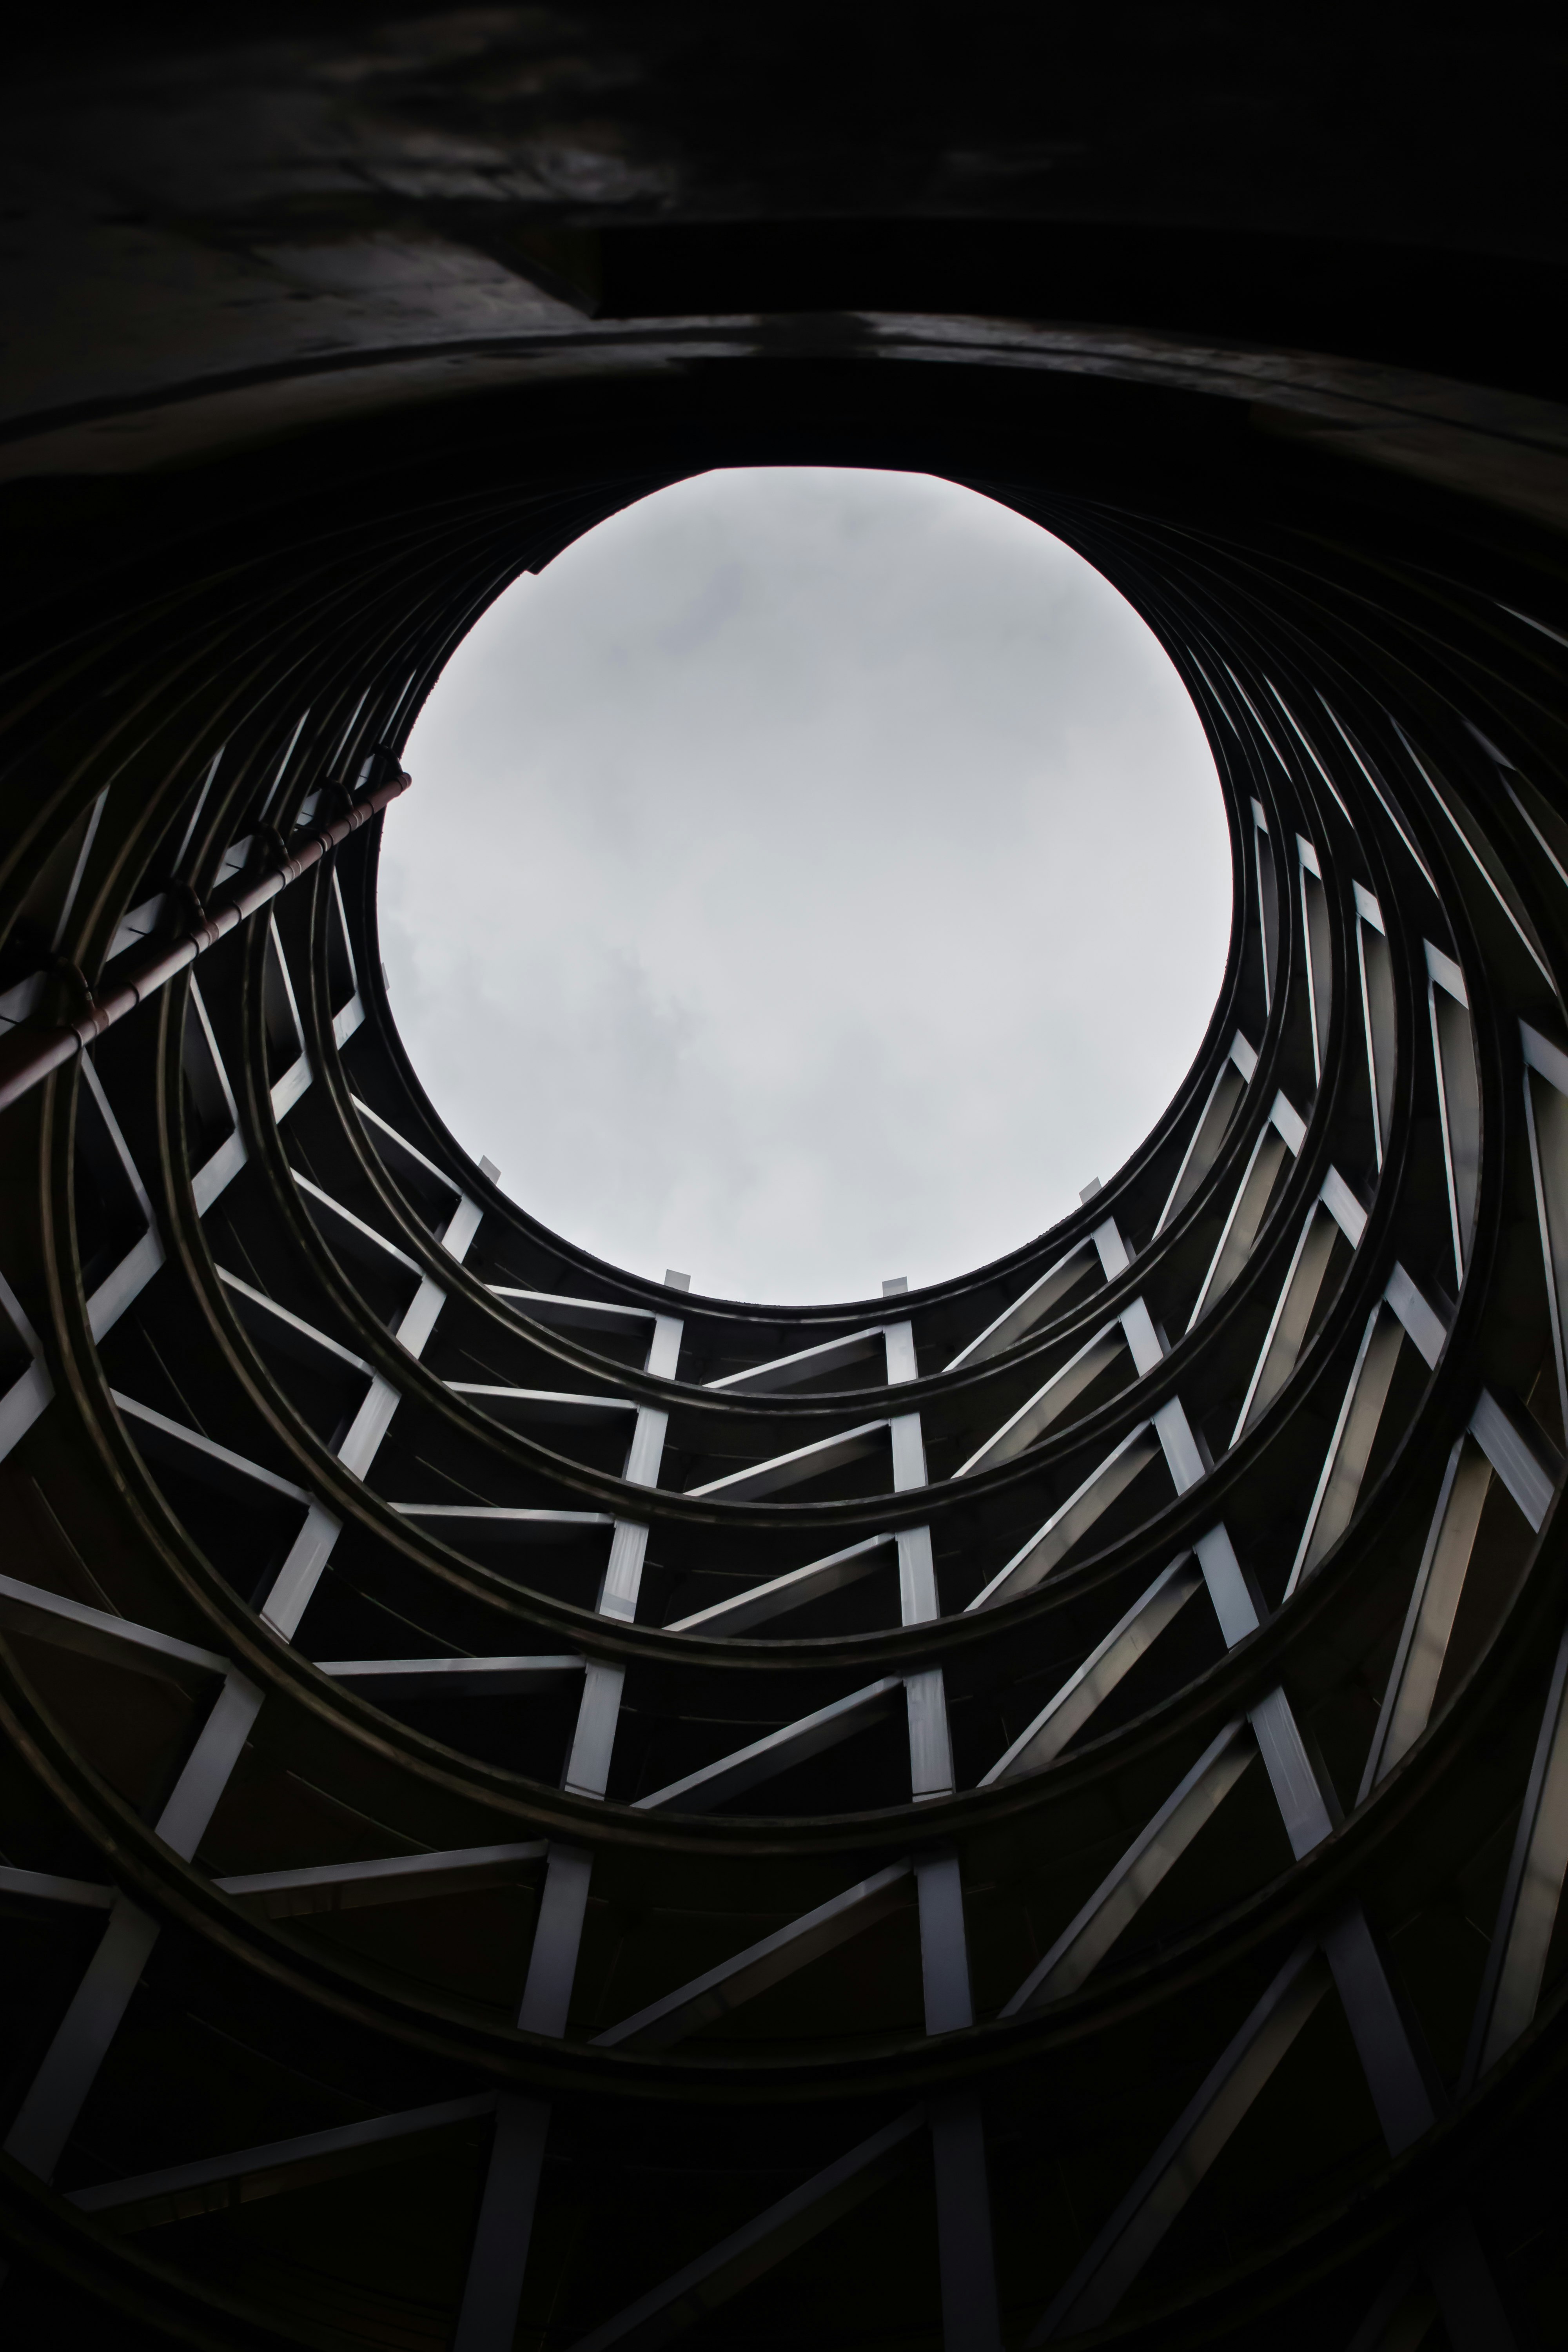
[2,9,1565,530]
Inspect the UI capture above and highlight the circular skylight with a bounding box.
[383,466,1231,1301]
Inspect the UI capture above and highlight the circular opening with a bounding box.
[385,467,1232,1301]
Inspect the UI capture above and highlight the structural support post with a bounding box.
[1358,1436,1492,1797]
[3,1667,262,2180]
[263,1184,488,1639]
[454,1300,684,2352]
[886,1279,1002,2352]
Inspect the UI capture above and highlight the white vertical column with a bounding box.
[884,1276,1002,2352]
[885,1279,949,1792]
[455,1273,686,2352]
[263,1170,495,1639]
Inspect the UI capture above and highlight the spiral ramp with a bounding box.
[0,444,1565,2350]
[1,27,1568,2348]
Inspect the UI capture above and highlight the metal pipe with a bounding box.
[0,771,410,1116]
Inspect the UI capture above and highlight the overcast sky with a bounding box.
[385,468,1231,1303]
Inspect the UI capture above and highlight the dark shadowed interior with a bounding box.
[1,15,1566,2351]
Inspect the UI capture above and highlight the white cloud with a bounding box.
[387,466,1231,1301]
